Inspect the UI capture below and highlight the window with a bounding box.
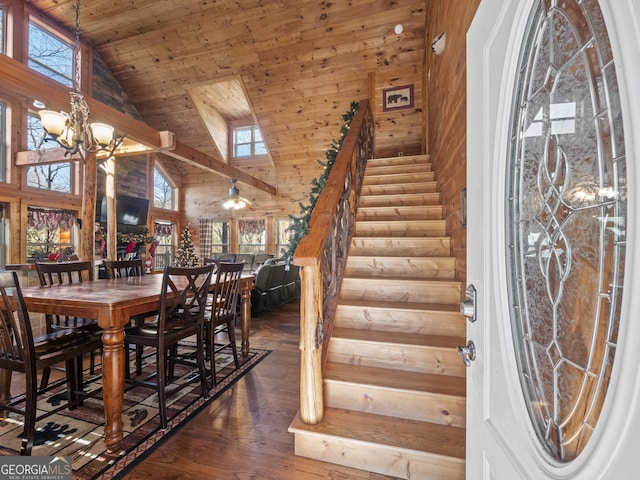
[26,207,75,260]
[233,125,267,158]
[276,218,294,257]
[153,222,174,271]
[28,19,74,87]
[0,8,4,54]
[26,113,71,192]
[238,219,265,254]
[153,167,175,210]
[0,102,6,183]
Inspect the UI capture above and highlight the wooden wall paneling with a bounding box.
[426,0,481,295]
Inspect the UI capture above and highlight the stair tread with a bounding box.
[289,408,466,460]
[325,362,466,397]
[343,274,460,285]
[338,298,461,313]
[332,327,465,348]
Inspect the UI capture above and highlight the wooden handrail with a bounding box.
[293,99,374,424]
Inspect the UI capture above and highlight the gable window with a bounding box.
[28,19,74,87]
[26,113,71,192]
[154,167,175,210]
[233,125,266,158]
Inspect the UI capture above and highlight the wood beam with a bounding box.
[1,54,276,195]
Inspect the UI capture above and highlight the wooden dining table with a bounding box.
[15,272,255,454]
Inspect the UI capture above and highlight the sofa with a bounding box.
[250,258,300,316]
[206,253,273,274]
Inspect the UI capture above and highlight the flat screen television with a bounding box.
[98,195,149,226]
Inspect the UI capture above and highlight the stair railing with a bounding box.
[293,99,374,424]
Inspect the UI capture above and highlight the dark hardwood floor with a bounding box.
[125,299,399,480]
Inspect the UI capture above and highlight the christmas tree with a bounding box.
[174,225,199,267]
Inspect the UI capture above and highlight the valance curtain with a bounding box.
[199,218,213,260]
[154,222,173,237]
[27,207,76,231]
[239,219,265,236]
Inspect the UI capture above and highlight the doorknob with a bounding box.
[458,340,476,367]
[460,284,477,322]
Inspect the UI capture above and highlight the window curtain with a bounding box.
[27,207,76,231]
[154,222,173,237]
[239,219,265,236]
[199,218,213,260]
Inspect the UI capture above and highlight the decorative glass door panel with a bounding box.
[506,0,626,462]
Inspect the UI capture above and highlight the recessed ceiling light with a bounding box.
[33,100,46,109]
[394,24,403,35]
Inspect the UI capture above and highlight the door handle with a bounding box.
[457,340,476,367]
[460,284,477,322]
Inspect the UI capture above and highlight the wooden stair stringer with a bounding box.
[290,153,466,479]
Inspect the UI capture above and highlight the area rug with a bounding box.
[0,345,270,479]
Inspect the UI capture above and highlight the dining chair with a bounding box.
[103,258,145,279]
[205,262,244,386]
[103,258,148,375]
[124,264,214,429]
[35,260,101,390]
[0,270,103,455]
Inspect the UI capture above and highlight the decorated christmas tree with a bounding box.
[174,225,199,267]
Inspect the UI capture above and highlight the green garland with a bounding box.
[284,101,359,262]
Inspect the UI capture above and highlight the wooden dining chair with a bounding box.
[205,261,244,385]
[35,260,101,389]
[124,264,214,429]
[0,271,103,455]
[103,258,145,279]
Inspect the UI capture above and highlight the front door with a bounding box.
[466,0,640,478]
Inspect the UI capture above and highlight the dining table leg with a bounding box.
[101,325,125,454]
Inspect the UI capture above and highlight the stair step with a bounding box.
[358,192,441,208]
[349,237,450,257]
[340,276,461,304]
[288,408,465,480]
[345,256,456,279]
[356,205,442,221]
[365,163,432,177]
[366,154,430,168]
[362,171,435,186]
[354,219,447,237]
[328,327,466,377]
[360,181,438,196]
[335,299,465,336]
[324,362,465,426]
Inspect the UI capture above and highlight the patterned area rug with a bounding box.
[0,345,270,479]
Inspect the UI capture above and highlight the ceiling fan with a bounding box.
[222,178,253,210]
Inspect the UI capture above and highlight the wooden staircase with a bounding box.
[289,154,467,479]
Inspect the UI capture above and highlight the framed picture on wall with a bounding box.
[382,84,414,111]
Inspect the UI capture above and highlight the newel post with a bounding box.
[299,262,324,424]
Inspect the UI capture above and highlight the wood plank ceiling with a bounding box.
[28,0,426,216]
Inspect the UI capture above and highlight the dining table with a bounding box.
[14,271,255,454]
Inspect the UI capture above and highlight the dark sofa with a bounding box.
[251,258,300,316]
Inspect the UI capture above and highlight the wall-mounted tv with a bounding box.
[99,195,149,226]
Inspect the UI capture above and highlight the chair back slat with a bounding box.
[0,271,35,372]
[103,259,144,279]
[35,260,96,330]
[209,262,244,325]
[159,265,214,332]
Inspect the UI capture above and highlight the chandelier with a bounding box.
[222,179,251,210]
[38,0,124,157]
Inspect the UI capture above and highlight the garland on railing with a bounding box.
[283,101,359,262]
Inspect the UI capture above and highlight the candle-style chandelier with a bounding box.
[38,0,124,157]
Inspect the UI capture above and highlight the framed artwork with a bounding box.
[382,84,414,111]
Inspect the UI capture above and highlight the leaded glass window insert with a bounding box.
[506,0,626,462]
